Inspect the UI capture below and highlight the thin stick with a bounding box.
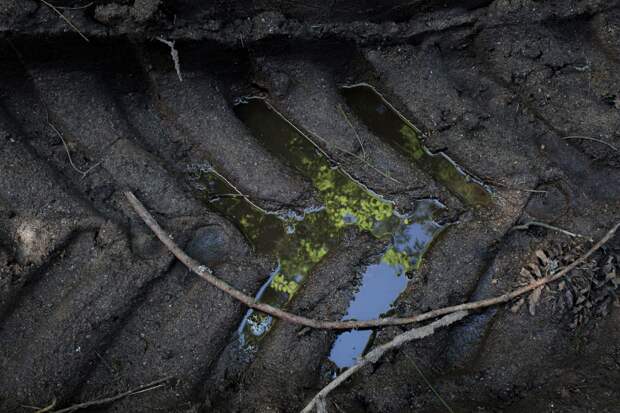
[156,37,183,82]
[95,351,117,376]
[483,178,548,194]
[268,102,399,185]
[207,168,270,213]
[510,221,586,239]
[49,122,87,175]
[126,191,619,330]
[331,401,346,413]
[404,353,453,413]
[300,311,469,413]
[50,377,172,413]
[34,398,56,413]
[39,0,89,42]
[47,116,101,178]
[337,104,366,159]
[563,135,618,152]
[56,2,94,10]
[309,130,402,184]
[503,187,548,194]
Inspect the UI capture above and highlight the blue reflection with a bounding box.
[328,200,444,368]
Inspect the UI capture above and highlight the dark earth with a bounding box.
[1,0,620,412]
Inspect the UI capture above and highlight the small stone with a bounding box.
[186,225,235,266]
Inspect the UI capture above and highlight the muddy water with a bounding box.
[341,83,492,207]
[198,169,287,254]
[234,98,400,238]
[202,97,444,362]
[197,168,343,351]
[201,159,445,361]
[195,89,489,367]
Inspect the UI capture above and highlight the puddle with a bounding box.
[226,97,411,352]
[234,98,401,238]
[197,168,287,254]
[236,209,343,351]
[328,199,444,368]
[207,97,446,361]
[197,167,343,350]
[191,96,455,364]
[340,83,492,207]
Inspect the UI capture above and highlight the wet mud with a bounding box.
[1,1,619,412]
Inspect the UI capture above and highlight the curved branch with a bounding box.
[125,191,619,330]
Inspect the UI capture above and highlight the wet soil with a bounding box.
[1,1,620,412]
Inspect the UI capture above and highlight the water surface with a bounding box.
[341,83,492,207]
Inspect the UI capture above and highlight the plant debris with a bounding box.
[514,240,619,326]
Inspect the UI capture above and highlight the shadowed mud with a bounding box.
[1,3,619,411]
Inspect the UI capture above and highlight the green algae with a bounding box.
[340,83,492,207]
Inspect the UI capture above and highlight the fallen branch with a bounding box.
[510,220,587,239]
[300,311,469,413]
[39,0,89,42]
[125,191,619,330]
[49,377,172,413]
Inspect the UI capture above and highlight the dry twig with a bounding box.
[32,398,56,413]
[48,377,172,413]
[300,311,469,413]
[156,37,183,82]
[404,353,454,413]
[125,191,619,330]
[308,130,402,184]
[510,221,587,239]
[563,135,618,152]
[205,167,269,213]
[56,2,94,10]
[337,104,366,159]
[47,115,101,179]
[483,177,548,194]
[39,0,89,42]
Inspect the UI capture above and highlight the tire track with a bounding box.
[0,7,617,411]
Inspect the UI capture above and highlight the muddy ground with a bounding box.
[1,0,620,412]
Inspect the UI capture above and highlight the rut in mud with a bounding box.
[1,1,620,412]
